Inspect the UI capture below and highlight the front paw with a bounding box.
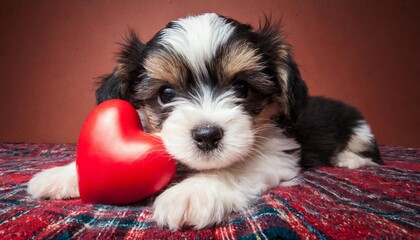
[27,163,79,199]
[152,181,230,230]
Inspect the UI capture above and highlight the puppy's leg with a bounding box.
[27,162,79,199]
[153,172,247,231]
[334,121,382,169]
[153,142,300,230]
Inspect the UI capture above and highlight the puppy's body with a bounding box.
[28,13,382,230]
[295,96,381,169]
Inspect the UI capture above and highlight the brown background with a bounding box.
[0,0,419,147]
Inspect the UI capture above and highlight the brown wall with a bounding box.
[0,0,419,146]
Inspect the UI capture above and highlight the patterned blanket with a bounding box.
[0,143,418,239]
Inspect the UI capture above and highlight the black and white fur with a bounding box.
[28,13,382,230]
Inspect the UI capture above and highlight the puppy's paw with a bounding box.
[27,162,79,199]
[335,151,378,169]
[152,180,231,230]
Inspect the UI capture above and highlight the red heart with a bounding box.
[76,99,176,205]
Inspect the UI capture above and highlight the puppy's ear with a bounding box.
[96,30,145,105]
[255,19,308,124]
[95,72,128,104]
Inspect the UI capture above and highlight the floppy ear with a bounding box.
[95,72,128,104]
[96,31,145,105]
[255,21,308,125]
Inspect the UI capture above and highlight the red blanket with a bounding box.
[0,143,418,239]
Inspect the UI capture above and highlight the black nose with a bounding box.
[191,125,224,151]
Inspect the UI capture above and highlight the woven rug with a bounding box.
[0,143,418,239]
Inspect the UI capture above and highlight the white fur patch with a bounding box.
[347,121,374,152]
[27,162,79,199]
[160,13,235,78]
[335,121,376,169]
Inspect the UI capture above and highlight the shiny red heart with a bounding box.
[76,99,176,205]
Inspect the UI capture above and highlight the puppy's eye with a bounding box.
[233,81,249,98]
[158,86,176,104]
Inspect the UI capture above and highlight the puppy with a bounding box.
[28,13,382,230]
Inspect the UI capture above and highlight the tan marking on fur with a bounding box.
[222,43,264,82]
[275,94,289,119]
[277,44,290,84]
[276,43,291,117]
[115,63,127,78]
[142,105,163,132]
[144,51,186,86]
[278,47,289,60]
[253,102,281,126]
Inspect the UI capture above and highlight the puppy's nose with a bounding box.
[191,125,224,151]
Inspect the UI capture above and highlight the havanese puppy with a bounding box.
[28,13,383,230]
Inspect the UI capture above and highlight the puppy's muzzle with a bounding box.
[191,124,224,151]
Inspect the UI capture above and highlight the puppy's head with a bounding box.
[96,13,307,170]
